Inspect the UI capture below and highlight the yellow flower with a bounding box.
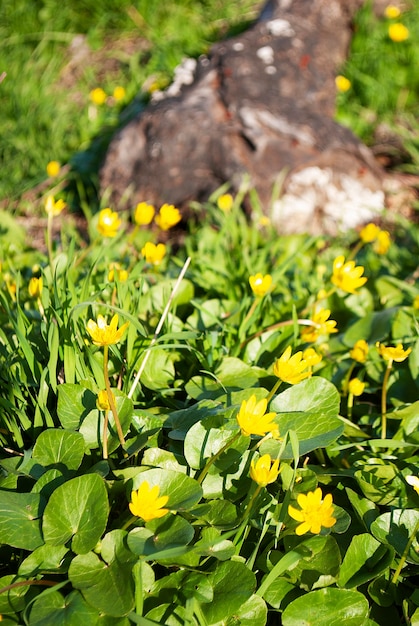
[376,342,411,363]
[288,487,336,535]
[249,273,272,297]
[373,230,391,255]
[348,378,365,396]
[141,241,167,266]
[28,276,43,299]
[331,255,367,294]
[388,23,409,42]
[108,263,128,282]
[217,193,234,212]
[45,195,66,217]
[250,454,280,487]
[113,86,126,101]
[134,202,155,226]
[258,215,271,228]
[86,313,129,346]
[335,75,351,93]
[302,347,322,368]
[273,346,311,385]
[350,339,369,363]
[413,295,419,310]
[384,5,401,18]
[236,394,277,437]
[129,481,169,522]
[300,308,337,343]
[96,390,111,411]
[406,475,419,496]
[359,222,381,243]
[46,161,61,177]
[155,204,181,230]
[90,87,107,105]
[97,208,122,238]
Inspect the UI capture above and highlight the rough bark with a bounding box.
[100,0,385,234]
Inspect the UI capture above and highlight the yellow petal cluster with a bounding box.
[250,454,280,487]
[388,23,409,42]
[236,394,277,437]
[348,378,365,396]
[288,487,336,535]
[96,389,111,411]
[249,273,273,297]
[45,195,66,217]
[134,202,155,226]
[113,86,126,101]
[46,161,61,177]
[350,339,369,363]
[300,308,337,343]
[97,208,122,238]
[359,223,381,243]
[108,263,128,282]
[273,346,311,385]
[302,347,322,368]
[141,241,167,266]
[359,223,391,254]
[28,277,43,299]
[86,313,129,346]
[406,475,419,496]
[374,230,391,255]
[155,204,181,230]
[90,87,107,105]
[376,342,411,363]
[335,75,351,93]
[384,5,401,18]
[129,481,169,522]
[331,255,367,294]
[217,193,234,212]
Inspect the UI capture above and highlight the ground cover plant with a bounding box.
[1,1,419,625]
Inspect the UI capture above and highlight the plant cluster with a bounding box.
[0,182,419,625]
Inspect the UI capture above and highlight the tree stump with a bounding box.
[99,0,385,234]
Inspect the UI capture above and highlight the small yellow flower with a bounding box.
[258,215,271,228]
[45,195,66,217]
[373,230,391,255]
[46,161,61,177]
[249,273,272,297]
[134,201,155,226]
[348,378,365,396]
[413,295,419,310]
[86,313,129,346]
[141,241,167,266]
[90,87,107,105]
[302,347,322,368]
[96,390,111,411]
[359,222,381,243]
[273,346,311,385]
[236,394,277,437]
[335,75,351,93]
[331,255,367,294]
[155,204,181,230]
[250,454,280,487]
[288,487,336,535]
[384,5,401,19]
[108,263,128,282]
[388,23,409,42]
[376,342,411,363]
[217,193,234,212]
[406,475,419,496]
[300,308,337,343]
[129,481,169,522]
[113,86,126,101]
[350,339,369,363]
[97,208,122,238]
[28,276,43,299]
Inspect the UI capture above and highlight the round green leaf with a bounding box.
[338,533,394,588]
[370,509,419,563]
[282,587,369,626]
[32,429,85,470]
[0,575,29,614]
[201,560,256,624]
[286,535,341,591]
[18,544,69,577]
[79,392,133,452]
[0,491,44,550]
[131,468,202,511]
[57,383,96,430]
[128,515,194,560]
[29,589,99,626]
[233,593,268,626]
[42,474,108,554]
[185,356,259,401]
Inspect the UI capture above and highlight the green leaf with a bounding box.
[128,516,195,562]
[28,589,99,626]
[345,487,380,531]
[19,543,69,576]
[131,468,202,511]
[32,429,85,470]
[57,383,96,430]
[185,356,259,400]
[0,574,29,614]
[42,474,108,554]
[137,347,175,391]
[0,491,44,550]
[285,535,341,591]
[69,551,135,617]
[354,461,403,505]
[79,391,133,452]
[200,560,256,625]
[338,533,394,588]
[370,509,419,563]
[282,587,370,626]
[262,378,342,458]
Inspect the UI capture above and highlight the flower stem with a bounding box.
[46,213,54,268]
[266,379,282,405]
[103,344,126,451]
[102,409,109,459]
[347,392,354,419]
[381,360,393,439]
[196,431,241,484]
[391,516,419,584]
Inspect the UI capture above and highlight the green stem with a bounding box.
[196,431,241,484]
[103,345,126,450]
[46,213,54,268]
[102,409,109,459]
[381,360,393,439]
[133,560,144,616]
[391,516,419,584]
[266,378,282,405]
[347,392,354,419]
[240,297,260,334]
[242,484,263,521]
